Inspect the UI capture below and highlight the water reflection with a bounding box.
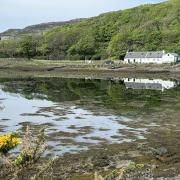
[123,78,178,91]
[0,87,144,155]
[0,77,179,155]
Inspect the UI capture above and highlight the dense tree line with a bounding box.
[0,0,179,60]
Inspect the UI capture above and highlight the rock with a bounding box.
[116,160,132,169]
[150,147,168,156]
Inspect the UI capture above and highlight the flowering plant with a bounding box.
[0,127,55,179]
[0,132,22,154]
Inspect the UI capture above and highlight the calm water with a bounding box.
[0,77,180,155]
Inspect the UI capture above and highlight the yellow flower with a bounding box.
[0,133,22,153]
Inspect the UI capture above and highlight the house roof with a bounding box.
[125,51,164,59]
[169,53,179,57]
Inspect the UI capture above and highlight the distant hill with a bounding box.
[0,0,179,60]
[0,19,84,37]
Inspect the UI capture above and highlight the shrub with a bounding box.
[0,126,56,179]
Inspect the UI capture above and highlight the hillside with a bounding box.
[0,0,179,60]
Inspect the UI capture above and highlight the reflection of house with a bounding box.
[124,51,179,64]
[123,78,177,91]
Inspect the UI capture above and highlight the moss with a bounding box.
[126,163,145,172]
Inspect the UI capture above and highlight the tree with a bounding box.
[20,36,37,60]
[107,32,132,59]
[68,34,96,59]
[0,40,20,58]
[145,31,162,51]
[46,31,79,59]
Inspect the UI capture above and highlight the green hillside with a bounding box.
[0,0,179,60]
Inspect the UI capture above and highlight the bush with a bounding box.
[0,126,56,179]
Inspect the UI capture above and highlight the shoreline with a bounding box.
[1,67,180,80]
[0,59,180,79]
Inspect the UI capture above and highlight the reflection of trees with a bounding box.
[2,78,79,102]
[0,78,180,115]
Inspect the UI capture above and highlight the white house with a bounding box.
[124,51,179,64]
[123,78,177,91]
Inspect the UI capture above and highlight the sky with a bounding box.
[0,0,165,32]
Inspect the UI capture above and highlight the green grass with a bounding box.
[0,58,117,67]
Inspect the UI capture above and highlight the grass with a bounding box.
[0,58,110,67]
[0,58,179,69]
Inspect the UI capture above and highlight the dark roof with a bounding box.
[125,51,164,59]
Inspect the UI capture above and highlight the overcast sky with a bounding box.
[0,0,165,32]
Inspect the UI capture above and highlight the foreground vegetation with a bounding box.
[0,127,56,179]
[0,127,154,180]
[0,128,159,180]
[0,0,179,60]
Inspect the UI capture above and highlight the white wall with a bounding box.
[162,53,177,63]
[124,53,179,64]
[124,58,163,64]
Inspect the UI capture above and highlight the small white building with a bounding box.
[124,51,179,64]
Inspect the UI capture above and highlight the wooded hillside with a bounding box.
[0,0,179,60]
